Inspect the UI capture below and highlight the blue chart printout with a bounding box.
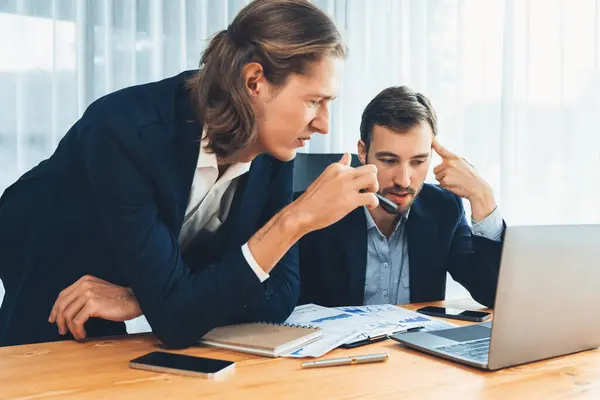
[283,303,455,358]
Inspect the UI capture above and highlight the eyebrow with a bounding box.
[375,151,399,158]
[375,152,430,159]
[309,94,337,101]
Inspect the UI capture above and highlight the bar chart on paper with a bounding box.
[400,316,429,324]
[335,305,455,331]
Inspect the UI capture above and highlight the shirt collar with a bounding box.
[197,129,251,181]
[364,206,410,233]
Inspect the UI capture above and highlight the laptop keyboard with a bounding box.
[435,338,490,363]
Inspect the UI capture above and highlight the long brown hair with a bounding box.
[187,0,346,161]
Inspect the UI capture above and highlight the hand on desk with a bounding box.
[48,275,142,340]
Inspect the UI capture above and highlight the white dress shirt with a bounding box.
[178,138,269,282]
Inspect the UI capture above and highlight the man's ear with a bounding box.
[242,62,266,96]
[357,140,367,164]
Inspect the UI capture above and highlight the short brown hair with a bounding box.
[187,0,346,161]
[360,86,437,153]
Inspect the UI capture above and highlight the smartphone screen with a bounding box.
[130,351,234,376]
[418,306,490,320]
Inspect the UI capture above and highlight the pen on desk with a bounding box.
[301,353,388,369]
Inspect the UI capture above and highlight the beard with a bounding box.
[379,184,422,215]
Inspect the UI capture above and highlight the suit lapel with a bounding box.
[173,119,201,233]
[406,196,439,303]
[191,155,272,254]
[339,207,369,304]
[220,156,271,247]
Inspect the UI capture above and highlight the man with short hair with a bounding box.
[299,86,505,308]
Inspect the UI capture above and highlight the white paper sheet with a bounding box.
[281,304,361,358]
[281,303,451,358]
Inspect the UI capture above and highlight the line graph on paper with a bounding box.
[335,304,455,331]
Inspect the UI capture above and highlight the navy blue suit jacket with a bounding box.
[0,71,299,347]
[298,184,504,309]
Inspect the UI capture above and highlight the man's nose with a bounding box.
[394,166,411,188]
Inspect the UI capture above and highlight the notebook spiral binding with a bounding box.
[258,321,320,330]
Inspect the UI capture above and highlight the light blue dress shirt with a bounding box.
[363,205,503,305]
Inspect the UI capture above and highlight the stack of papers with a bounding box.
[282,304,455,358]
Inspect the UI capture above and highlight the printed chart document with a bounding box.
[282,303,455,358]
[282,304,356,358]
[334,304,456,332]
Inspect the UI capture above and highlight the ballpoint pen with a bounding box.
[300,353,388,369]
[358,190,398,214]
[375,193,398,214]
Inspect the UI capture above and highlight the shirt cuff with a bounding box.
[471,206,504,241]
[242,242,270,283]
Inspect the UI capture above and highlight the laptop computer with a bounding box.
[390,224,600,371]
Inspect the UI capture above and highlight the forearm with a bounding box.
[230,245,300,324]
[462,236,504,308]
[469,187,497,222]
[248,203,308,273]
[448,204,503,308]
[137,248,265,347]
[125,218,300,346]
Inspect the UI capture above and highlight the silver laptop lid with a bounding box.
[489,224,600,370]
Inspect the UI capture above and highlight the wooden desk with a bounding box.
[1,299,598,399]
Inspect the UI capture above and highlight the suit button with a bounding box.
[383,291,388,296]
[383,262,389,268]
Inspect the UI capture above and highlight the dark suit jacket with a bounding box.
[0,71,299,347]
[298,184,504,309]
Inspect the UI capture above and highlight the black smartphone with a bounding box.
[417,306,491,322]
[130,351,235,380]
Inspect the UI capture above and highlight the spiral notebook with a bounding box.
[200,322,323,358]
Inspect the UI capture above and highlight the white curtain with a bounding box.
[315,0,600,227]
[1,0,600,317]
[2,0,599,224]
